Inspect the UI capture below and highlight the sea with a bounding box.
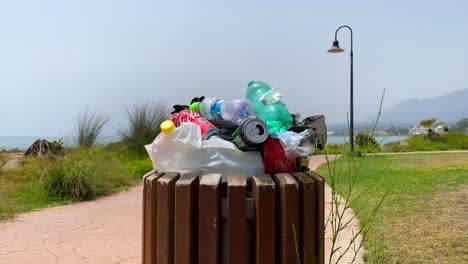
[0,136,63,150]
[327,136,407,145]
[0,135,407,150]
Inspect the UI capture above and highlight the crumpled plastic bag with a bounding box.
[145,122,264,176]
[263,138,296,174]
[277,129,315,158]
[289,115,327,150]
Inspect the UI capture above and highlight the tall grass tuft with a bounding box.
[43,149,133,201]
[73,111,110,147]
[119,102,169,156]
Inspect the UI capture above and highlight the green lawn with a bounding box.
[0,143,153,221]
[314,132,468,155]
[317,153,468,263]
[383,133,468,152]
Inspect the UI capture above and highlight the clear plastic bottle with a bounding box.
[246,81,293,138]
[190,97,254,125]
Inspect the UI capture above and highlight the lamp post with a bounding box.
[327,25,355,152]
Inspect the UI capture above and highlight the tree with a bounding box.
[419,118,443,141]
[419,118,438,133]
[452,118,468,132]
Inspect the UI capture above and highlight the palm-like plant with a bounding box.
[419,118,438,133]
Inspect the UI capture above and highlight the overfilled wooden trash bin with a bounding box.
[142,170,325,264]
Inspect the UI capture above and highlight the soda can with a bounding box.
[171,110,219,140]
[232,118,269,151]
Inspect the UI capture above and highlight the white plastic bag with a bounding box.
[145,123,264,176]
[278,130,315,158]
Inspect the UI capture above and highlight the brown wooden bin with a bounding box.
[142,170,325,264]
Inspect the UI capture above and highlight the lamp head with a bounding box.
[327,40,344,53]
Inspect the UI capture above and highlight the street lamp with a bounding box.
[327,25,355,152]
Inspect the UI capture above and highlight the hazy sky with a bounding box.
[1,0,467,136]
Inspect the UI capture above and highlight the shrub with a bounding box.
[1,145,150,220]
[119,103,169,156]
[424,131,443,142]
[313,142,348,155]
[356,132,381,149]
[382,141,403,152]
[404,134,447,151]
[441,132,468,150]
[43,149,132,201]
[451,118,468,132]
[45,162,96,201]
[419,118,438,133]
[382,133,468,152]
[124,158,154,178]
[73,111,110,147]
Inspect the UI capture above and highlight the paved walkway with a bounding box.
[0,155,362,264]
[309,155,364,264]
[0,189,142,264]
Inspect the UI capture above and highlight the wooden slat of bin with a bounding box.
[307,171,325,264]
[227,174,247,264]
[156,172,180,264]
[142,170,163,264]
[143,169,157,180]
[252,175,276,264]
[293,172,317,264]
[175,173,199,264]
[274,173,299,264]
[199,174,222,264]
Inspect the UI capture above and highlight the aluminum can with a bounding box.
[231,118,269,151]
[172,110,219,139]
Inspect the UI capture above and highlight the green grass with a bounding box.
[314,142,381,156]
[317,132,468,155]
[0,142,152,221]
[317,153,468,263]
[383,132,468,152]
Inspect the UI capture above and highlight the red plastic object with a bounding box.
[171,110,218,139]
[263,137,296,174]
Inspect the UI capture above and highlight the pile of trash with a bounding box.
[145,81,327,176]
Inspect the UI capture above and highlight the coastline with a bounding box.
[0,136,59,151]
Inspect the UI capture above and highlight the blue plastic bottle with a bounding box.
[246,81,293,138]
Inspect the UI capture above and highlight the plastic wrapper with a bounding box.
[145,123,264,177]
[289,115,327,150]
[277,129,315,158]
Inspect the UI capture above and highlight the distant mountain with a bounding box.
[372,89,468,127]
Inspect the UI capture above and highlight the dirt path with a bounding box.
[0,155,362,264]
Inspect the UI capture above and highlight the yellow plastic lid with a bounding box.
[160,120,176,135]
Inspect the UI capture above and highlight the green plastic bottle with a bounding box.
[246,81,293,138]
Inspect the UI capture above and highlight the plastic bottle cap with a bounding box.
[190,102,200,112]
[160,120,176,135]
